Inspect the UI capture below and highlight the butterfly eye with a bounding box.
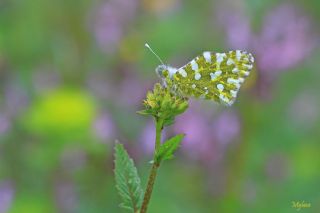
[155,65,167,77]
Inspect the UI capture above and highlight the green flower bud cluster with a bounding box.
[137,83,188,127]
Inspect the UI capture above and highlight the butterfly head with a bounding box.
[156,65,177,79]
[155,64,167,78]
[145,43,177,79]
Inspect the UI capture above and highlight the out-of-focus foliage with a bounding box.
[0,0,319,212]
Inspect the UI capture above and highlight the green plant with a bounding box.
[114,47,254,212]
[114,83,188,213]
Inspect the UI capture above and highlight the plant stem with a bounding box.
[154,118,162,152]
[140,162,159,213]
[140,119,163,213]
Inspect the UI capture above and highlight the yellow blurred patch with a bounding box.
[26,89,96,134]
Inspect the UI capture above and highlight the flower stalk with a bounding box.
[115,82,188,213]
[140,118,162,213]
[138,84,188,213]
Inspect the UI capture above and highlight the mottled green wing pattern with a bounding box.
[169,50,254,106]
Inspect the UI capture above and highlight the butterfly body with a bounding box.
[156,50,254,106]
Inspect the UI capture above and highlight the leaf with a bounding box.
[136,110,150,115]
[114,142,143,212]
[155,134,185,163]
[163,117,175,127]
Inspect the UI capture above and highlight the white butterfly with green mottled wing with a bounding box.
[156,50,254,106]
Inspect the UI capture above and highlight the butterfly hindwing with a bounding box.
[168,50,254,106]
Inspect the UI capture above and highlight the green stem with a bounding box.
[154,118,162,152]
[140,118,163,213]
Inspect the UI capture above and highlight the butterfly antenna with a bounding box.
[145,43,165,65]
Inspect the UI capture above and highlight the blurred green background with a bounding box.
[0,0,319,212]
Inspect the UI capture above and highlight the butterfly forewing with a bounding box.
[169,50,254,106]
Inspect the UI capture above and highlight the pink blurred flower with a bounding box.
[217,10,252,50]
[174,106,213,161]
[255,4,316,73]
[118,72,152,107]
[212,110,241,145]
[0,180,14,213]
[140,121,157,155]
[140,121,166,155]
[93,112,117,141]
[0,113,11,135]
[4,82,29,117]
[173,101,241,162]
[54,180,77,213]
[218,4,317,99]
[0,80,29,135]
[87,68,150,108]
[220,4,316,73]
[92,0,138,53]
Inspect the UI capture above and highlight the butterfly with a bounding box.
[145,44,254,106]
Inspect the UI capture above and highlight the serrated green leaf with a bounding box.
[155,134,185,163]
[114,142,143,212]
